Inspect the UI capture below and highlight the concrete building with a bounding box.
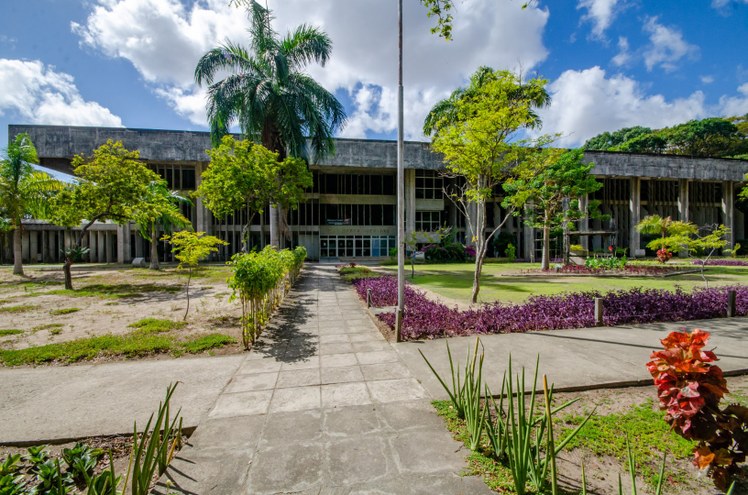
[4,124,748,264]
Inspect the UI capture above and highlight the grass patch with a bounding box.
[0,329,23,336]
[0,304,39,314]
[128,318,187,335]
[181,333,237,353]
[432,400,517,493]
[49,327,62,335]
[382,261,748,304]
[47,283,181,299]
[560,400,695,489]
[32,323,64,332]
[50,307,80,315]
[339,266,381,283]
[0,331,237,366]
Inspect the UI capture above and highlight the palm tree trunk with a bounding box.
[12,224,23,276]
[149,223,160,270]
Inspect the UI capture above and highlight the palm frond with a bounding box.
[281,25,332,69]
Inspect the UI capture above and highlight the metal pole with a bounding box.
[395,0,405,342]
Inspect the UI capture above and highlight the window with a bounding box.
[416,170,443,199]
[415,211,442,232]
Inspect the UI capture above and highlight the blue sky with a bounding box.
[1,0,747,151]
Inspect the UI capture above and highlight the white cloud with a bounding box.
[611,36,630,66]
[642,16,698,72]
[577,0,619,38]
[536,66,707,147]
[72,0,248,86]
[719,83,748,116]
[701,75,715,84]
[712,0,748,12]
[73,0,550,139]
[0,59,122,127]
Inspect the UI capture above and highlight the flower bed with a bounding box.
[558,264,684,276]
[353,276,748,340]
[692,259,748,267]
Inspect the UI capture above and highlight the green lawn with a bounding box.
[382,261,748,304]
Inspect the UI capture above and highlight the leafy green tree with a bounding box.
[583,126,652,151]
[584,118,748,158]
[636,215,697,262]
[662,118,746,157]
[50,140,161,290]
[133,180,192,270]
[424,67,550,303]
[195,136,312,251]
[0,133,61,276]
[162,231,227,320]
[504,149,603,270]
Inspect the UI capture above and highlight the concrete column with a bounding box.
[97,232,106,262]
[42,231,48,262]
[104,233,111,263]
[405,169,416,235]
[116,226,125,264]
[678,179,689,223]
[88,231,98,263]
[269,205,279,249]
[28,231,38,264]
[579,194,589,250]
[194,163,209,234]
[629,178,642,257]
[722,181,735,248]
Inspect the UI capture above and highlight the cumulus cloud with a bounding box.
[642,16,699,72]
[536,66,707,147]
[719,83,748,116]
[712,0,748,13]
[0,59,122,127]
[73,0,550,139]
[577,0,619,38]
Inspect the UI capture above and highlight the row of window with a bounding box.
[317,173,396,195]
[320,235,396,258]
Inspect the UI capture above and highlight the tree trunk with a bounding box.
[541,211,551,271]
[63,257,73,290]
[471,254,484,304]
[149,224,160,270]
[183,267,192,321]
[471,196,486,304]
[12,224,23,276]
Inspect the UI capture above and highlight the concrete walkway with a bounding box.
[0,354,244,444]
[156,265,492,494]
[396,316,748,400]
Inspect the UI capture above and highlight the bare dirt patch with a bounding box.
[0,264,243,360]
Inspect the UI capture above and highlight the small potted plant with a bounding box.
[569,244,586,257]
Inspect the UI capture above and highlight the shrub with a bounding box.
[228,246,305,349]
[647,329,748,491]
[355,276,748,341]
[504,243,516,261]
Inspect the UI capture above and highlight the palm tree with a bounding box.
[133,180,192,270]
[194,0,346,247]
[0,133,61,276]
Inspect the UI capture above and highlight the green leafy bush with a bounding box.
[228,246,306,349]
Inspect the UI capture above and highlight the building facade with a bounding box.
[4,124,748,264]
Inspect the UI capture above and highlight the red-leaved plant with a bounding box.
[656,247,673,263]
[647,329,748,491]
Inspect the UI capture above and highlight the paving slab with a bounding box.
[394,316,748,400]
[0,354,244,444]
[158,265,492,495]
